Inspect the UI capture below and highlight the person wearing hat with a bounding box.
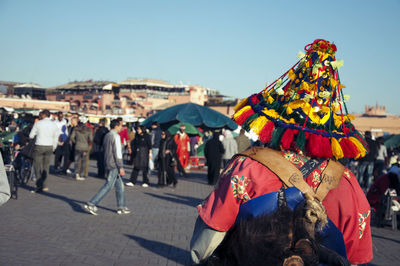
[190,39,372,265]
[174,124,190,170]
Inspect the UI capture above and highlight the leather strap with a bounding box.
[239,147,344,202]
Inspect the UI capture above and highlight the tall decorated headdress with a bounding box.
[233,39,368,160]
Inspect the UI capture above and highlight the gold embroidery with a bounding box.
[231,175,251,202]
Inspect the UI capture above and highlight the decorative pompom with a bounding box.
[339,137,359,158]
[259,121,275,143]
[306,133,332,158]
[233,106,254,125]
[249,116,268,135]
[331,137,344,160]
[281,129,298,150]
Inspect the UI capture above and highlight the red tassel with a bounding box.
[259,121,275,143]
[320,136,333,158]
[250,95,260,104]
[235,109,255,125]
[340,138,358,158]
[306,133,333,158]
[281,129,298,150]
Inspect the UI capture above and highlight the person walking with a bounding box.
[83,119,130,215]
[53,112,68,172]
[29,109,59,193]
[156,130,178,188]
[126,126,152,187]
[70,121,93,180]
[61,117,78,175]
[235,128,251,153]
[93,118,109,179]
[204,131,225,185]
[222,130,238,168]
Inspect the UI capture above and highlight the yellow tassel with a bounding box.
[349,137,367,159]
[233,105,251,120]
[249,116,268,135]
[234,98,249,112]
[331,137,344,160]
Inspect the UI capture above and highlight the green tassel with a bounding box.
[242,113,259,131]
[271,127,285,148]
[295,129,306,151]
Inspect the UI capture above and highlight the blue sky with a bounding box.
[0,0,399,114]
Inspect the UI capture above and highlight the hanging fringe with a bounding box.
[233,106,254,125]
[281,128,298,150]
[249,116,268,135]
[349,136,367,159]
[259,121,275,143]
[234,97,249,112]
[330,137,344,160]
[339,137,359,158]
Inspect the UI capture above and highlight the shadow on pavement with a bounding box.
[20,185,116,214]
[144,192,202,207]
[124,234,190,265]
[372,233,400,244]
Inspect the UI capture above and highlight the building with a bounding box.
[13,83,46,100]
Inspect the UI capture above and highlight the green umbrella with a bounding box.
[168,122,203,136]
[384,134,400,149]
[196,143,205,156]
[142,102,238,130]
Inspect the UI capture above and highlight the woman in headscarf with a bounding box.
[204,131,225,185]
[128,126,152,187]
[222,130,238,168]
[157,130,178,188]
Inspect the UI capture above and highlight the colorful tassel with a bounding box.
[331,137,344,160]
[233,106,254,125]
[281,129,298,150]
[259,121,275,143]
[349,136,367,159]
[249,116,268,135]
[321,136,333,158]
[295,130,306,152]
[339,137,359,158]
[271,127,285,149]
[242,113,259,132]
[234,98,249,112]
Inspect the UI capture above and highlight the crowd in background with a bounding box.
[1,110,399,204]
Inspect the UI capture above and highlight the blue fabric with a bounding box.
[235,187,347,259]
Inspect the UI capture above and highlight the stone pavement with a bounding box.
[0,160,399,266]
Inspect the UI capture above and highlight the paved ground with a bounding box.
[0,160,399,266]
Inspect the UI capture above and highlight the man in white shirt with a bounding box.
[54,112,67,172]
[29,109,59,193]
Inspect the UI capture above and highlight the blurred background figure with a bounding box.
[93,118,109,179]
[150,122,162,173]
[222,130,238,168]
[70,120,93,181]
[54,112,68,173]
[174,124,190,170]
[235,128,251,153]
[127,126,152,187]
[156,130,178,188]
[375,137,388,178]
[204,131,225,185]
[357,131,377,189]
[61,117,78,175]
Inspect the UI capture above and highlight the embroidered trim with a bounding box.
[231,175,251,202]
[358,211,370,239]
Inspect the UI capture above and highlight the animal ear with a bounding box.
[294,239,314,256]
[282,255,304,266]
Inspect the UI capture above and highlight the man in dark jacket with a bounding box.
[84,119,130,215]
[204,131,225,185]
[93,118,109,179]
